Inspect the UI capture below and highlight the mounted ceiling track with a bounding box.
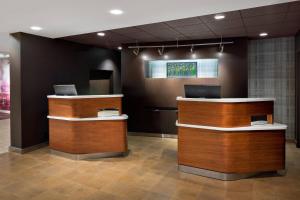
[127,41,234,49]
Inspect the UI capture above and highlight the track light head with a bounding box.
[219,35,224,54]
[133,48,140,56]
[190,45,194,53]
[158,46,164,56]
[219,45,224,53]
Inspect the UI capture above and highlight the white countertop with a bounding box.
[176,97,275,103]
[48,114,128,121]
[47,94,123,99]
[176,121,287,131]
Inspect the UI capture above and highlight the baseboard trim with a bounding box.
[286,139,296,143]
[179,165,263,181]
[128,132,177,139]
[50,149,129,160]
[9,142,48,154]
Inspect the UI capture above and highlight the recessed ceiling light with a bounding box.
[118,46,122,50]
[30,26,43,31]
[97,32,105,37]
[109,9,124,15]
[259,32,268,37]
[214,14,225,20]
[164,55,169,59]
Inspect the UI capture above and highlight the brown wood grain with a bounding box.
[177,101,274,127]
[48,97,122,118]
[267,114,273,124]
[178,127,285,173]
[49,119,128,154]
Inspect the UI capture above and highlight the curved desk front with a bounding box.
[176,97,287,180]
[47,95,128,160]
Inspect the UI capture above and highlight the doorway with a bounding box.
[89,70,113,94]
[0,52,10,154]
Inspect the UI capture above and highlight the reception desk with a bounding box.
[176,97,287,180]
[47,94,128,160]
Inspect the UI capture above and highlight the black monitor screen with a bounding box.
[184,85,221,98]
[53,84,78,96]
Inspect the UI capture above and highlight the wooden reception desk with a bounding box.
[177,97,287,180]
[47,94,128,160]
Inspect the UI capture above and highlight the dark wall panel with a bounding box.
[11,33,120,149]
[82,48,121,93]
[296,31,300,147]
[121,38,248,134]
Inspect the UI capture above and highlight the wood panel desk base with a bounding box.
[177,123,286,181]
[50,149,129,160]
[48,95,128,160]
[176,97,287,181]
[178,126,285,172]
[48,115,128,160]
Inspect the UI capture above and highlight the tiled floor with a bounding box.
[0,136,299,200]
[0,119,10,154]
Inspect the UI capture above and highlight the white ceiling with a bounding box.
[0,0,295,38]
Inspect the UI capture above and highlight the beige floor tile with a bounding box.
[0,119,10,154]
[0,135,299,200]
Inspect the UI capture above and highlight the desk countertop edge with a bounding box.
[176,97,275,103]
[176,121,287,131]
[48,114,128,121]
[47,94,124,99]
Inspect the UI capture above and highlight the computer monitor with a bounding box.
[184,85,221,98]
[53,84,78,96]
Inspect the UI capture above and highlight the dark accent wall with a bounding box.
[83,49,121,94]
[10,33,120,149]
[121,38,248,134]
[296,31,300,148]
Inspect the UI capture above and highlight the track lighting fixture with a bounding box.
[219,45,224,53]
[190,45,194,53]
[219,36,224,54]
[127,40,233,57]
[158,46,164,56]
[133,47,140,56]
[128,41,233,49]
